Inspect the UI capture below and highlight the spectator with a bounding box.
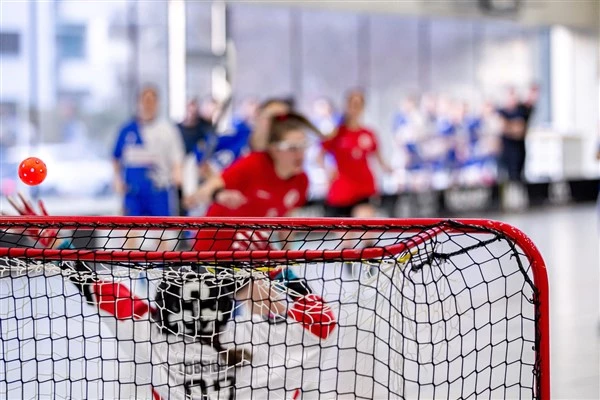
[520,83,540,129]
[478,100,503,161]
[178,98,215,157]
[113,85,185,216]
[177,98,217,215]
[392,96,427,186]
[434,98,458,171]
[418,93,446,177]
[453,101,476,166]
[421,93,439,128]
[199,96,219,125]
[497,86,537,182]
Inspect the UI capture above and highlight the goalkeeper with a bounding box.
[6,194,336,400]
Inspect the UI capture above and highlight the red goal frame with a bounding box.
[0,216,550,399]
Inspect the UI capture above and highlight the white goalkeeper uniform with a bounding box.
[61,260,337,400]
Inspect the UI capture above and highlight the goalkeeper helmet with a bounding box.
[154,265,236,339]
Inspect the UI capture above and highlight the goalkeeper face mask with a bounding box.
[154,268,236,339]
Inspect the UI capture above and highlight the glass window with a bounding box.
[0,0,170,214]
[369,16,420,92]
[185,2,214,101]
[229,4,293,101]
[57,24,86,59]
[299,9,360,111]
[0,32,20,56]
[429,18,477,100]
[185,1,212,53]
[368,16,420,138]
[136,1,169,115]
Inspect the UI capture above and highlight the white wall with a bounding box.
[550,26,599,177]
[0,1,56,144]
[1,1,33,108]
[57,1,130,111]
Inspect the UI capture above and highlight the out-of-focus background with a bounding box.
[1,2,599,399]
[1,0,598,216]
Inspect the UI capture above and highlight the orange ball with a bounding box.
[18,157,47,186]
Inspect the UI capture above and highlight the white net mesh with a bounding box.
[0,221,542,399]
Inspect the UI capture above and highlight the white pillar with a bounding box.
[168,0,186,121]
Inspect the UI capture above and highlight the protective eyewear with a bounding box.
[273,141,309,151]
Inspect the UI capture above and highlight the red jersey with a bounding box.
[205,151,308,218]
[195,152,308,251]
[322,125,378,206]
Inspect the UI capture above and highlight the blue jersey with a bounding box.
[436,119,458,167]
[464,116,482,145]
[113,118,184,191]
[113,119,152,191]
[113,118,184,216]
[195,119,252,171]
[392,113,408,132]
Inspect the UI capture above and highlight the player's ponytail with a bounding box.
[268,112,324,144]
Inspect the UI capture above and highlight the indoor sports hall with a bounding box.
[0,1,598,399]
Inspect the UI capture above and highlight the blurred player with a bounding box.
[248,98,291,152]
[188,111,318,251]
[321,90,392,275]
[186,110,336,331]
[113,85,185,217]
[187,111,316,265]
[178,98,218,215]
[194,98,290,186]
[179,98,215,157]
[187,108,336,360]
[322,89,391,220]
[189,111,315,219]
[497,85,538,182]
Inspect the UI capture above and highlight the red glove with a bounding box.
[6,193,57,248]
[287,294,337,340]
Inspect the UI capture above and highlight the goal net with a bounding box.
[0,217,549,400]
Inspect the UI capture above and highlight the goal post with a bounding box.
[0,216,549,399]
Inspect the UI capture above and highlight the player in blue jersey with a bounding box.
[113,86,185,216]
[195,122,251,173]
[196,98,290,177]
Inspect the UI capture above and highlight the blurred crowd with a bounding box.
[0,82,540,216]
[107,83,539,217]
[389,85,539,191]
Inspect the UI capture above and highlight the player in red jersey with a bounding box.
[186,112,337,396]
[322,89,392,219]
[187,112,317,220]
[186,109,334,321]
[321,90,392,276]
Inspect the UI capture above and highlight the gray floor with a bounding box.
[483,203,600,399]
